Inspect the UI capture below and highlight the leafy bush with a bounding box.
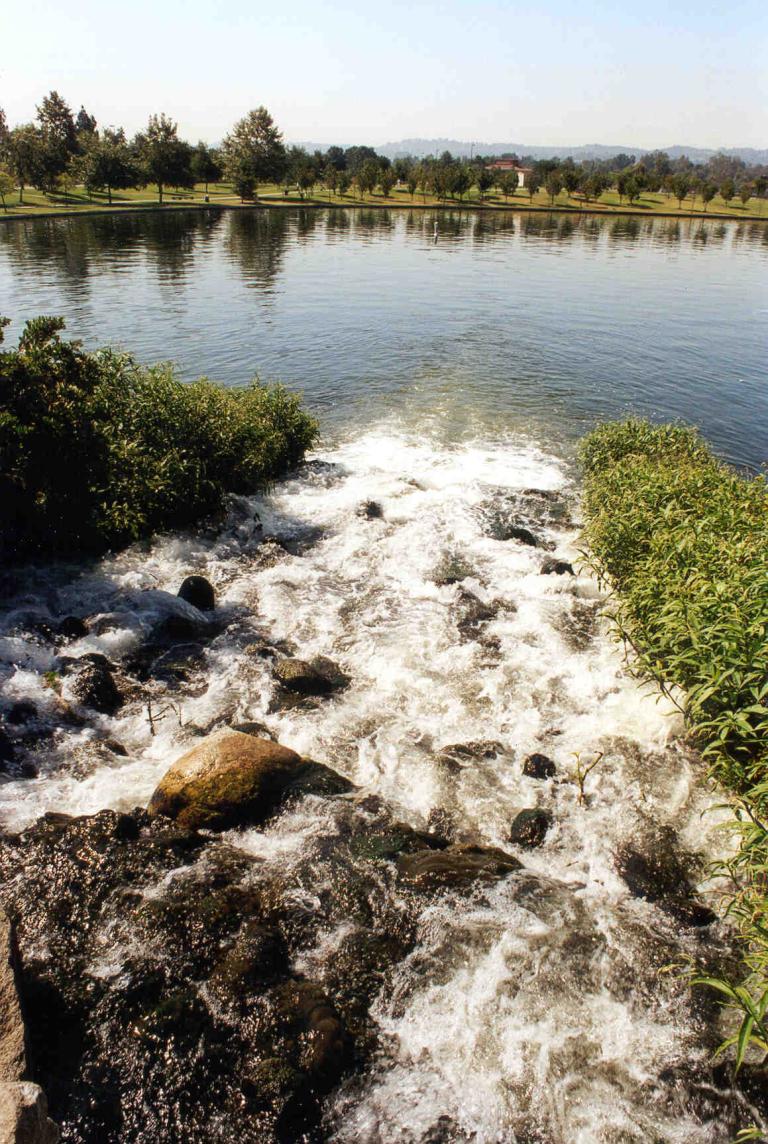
[0,316,318,557]
[580,418,768,1070]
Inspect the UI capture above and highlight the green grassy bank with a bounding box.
[579,419,768,1077]
[0,317,318,559]
[1,181,766,222]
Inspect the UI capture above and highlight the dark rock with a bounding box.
[56,616,87,641]
[509,808,552,848]
[396,843,522,889]
[208,921,286,999]
[432,551,475,586]
[456,588,496,638]
[275,980,352,1091]
[440,741,504,761]
[0,728,15,768]
[233,721,277,741]
[614,831,693,902]
[273,657,350,697]
[177,575,215,612]
[523,752,556,779]
[7,701,37,726]
[501,525,540,547]
[59,654,123,715]
[357,500,383,519]
[102,739,128,757]
[541,558,575,576]
[661,897,718,928]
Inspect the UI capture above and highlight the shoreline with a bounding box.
[0,198,765,225]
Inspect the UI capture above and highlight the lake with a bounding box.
[1,207,766,467]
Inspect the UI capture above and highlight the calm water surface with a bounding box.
[1,207,766,466]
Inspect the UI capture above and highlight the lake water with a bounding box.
[1,207,766,467]
[1,208,767,1143]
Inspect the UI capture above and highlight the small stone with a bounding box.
[57,616,88,640]
[509,808,552,848]
[60,654,123,715]
[502,525,540,547]
[358,500,383,519]
[541,558,575,576]
[523,752,556,779]
[273,657,350,696]
[177,575,215,612]
[7,701,37,726]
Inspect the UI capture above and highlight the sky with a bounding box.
[1,0,766,149]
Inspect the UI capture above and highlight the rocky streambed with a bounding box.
[0,428,765,1142]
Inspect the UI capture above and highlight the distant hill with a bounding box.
[294,139,768,165]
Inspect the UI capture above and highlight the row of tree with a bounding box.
[0,93,766,211]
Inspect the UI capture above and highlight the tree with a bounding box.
[739,185,752,207]
[379,167,396,197]
[36,91,78,189]
[719,178,735,207]
[406,167,418,199]
[356,159,379,198]
[295,161,316,199]
[0,166,14,210]
[562,167,581,198]
[337,170,351,197]
[477,167,494,200]
[582,173,606,203]
[75,106,98,136]
[7,125,44,203]
[221,107,286,200]
[138,114,193,204]
[393,158,410,182]
[526,172,541,200]
[191,142,222,194]
[323,163,339,201]
[700,183,716,212]
[81,129,137,204]
[545,172,563,205]
[624,176,640,205]
[670,174,691,209]
[500,172,517,200]
[450,164,472,200]
[0,108,8,158]
[324,145,346,171]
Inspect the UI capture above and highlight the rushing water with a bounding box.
[0,209,767,1142]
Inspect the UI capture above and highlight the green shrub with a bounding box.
[580,418,768,1068]
[0,316,318,557]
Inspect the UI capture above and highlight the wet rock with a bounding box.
[148,730,351,830]
[0,1082,59,1143]
[177,575,215,612]
[500,524,540,546]
[351,822,447,862]
[233,720,277,741]
[456,588,496,638]
[615,831,693,902]
[396,843,522,889]
[275,980,352,1091]
[102,738,128,757]
[541,557,575,576]
[273,657,350,697]
[357,500,383,519]
[509,808,552,848]
[58,653,123,715]
[56,616,87,641]
[0,728,15,769]
[523,752,556,779]
[208,921,286,999]
[7,701,37,726]
[0,911,27,1082]
[432,551,475,586]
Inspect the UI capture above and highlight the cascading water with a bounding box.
[0,423,759,1142]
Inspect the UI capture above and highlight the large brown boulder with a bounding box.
[148,730,351,830]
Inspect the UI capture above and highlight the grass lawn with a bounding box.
[1,180,766,221]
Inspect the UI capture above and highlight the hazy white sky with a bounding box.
[2,0,766,148]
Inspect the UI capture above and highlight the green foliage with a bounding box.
[0,317,318,558]
[579,417,768,1073]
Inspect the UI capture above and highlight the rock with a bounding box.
[7,703,37,726]
[456,588,496,638]
[276,980,352,1090]
[357,500,383,519]
[56,616,87,641]
[509,808,552,848]
[0,912,26,1082]
[396,843,522,889]
[273,657,350,697]
[541,558,575,576]
[0,1082,59,1143]
[233,721,277,741]
[432,551,475,586]
[59,654,123,715]
[208,922,286,999]
[523,752,556,779]
[177,575,215,612]
[0,730,15,770]
[501,525,540,547]
[147,730,351,830]
[614,833,692,902]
